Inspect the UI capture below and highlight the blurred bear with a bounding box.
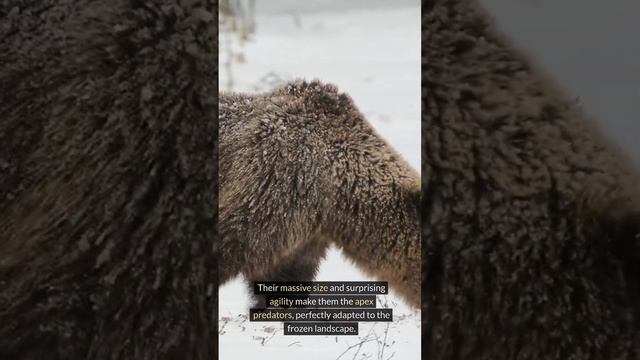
[0,1,218,359]
[423,0,640,359]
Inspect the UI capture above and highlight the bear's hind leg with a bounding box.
[245,240,329,308]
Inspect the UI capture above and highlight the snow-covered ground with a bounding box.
[219,2,421,359]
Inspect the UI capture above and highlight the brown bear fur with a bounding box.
[219,81,421,307]
[424,0,640,359]
[0,1,218,359]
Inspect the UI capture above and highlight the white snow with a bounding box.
[219,2,421,359]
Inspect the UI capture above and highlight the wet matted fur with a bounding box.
[219,81,421,307]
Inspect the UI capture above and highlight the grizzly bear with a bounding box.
[424,0,640,359]
[219,81,422,308]
[0,1,218,359]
